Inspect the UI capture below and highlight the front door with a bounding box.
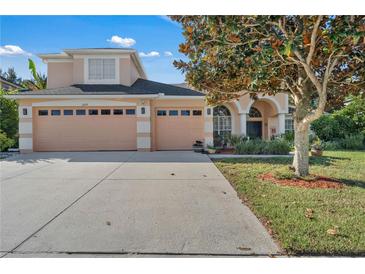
[247,121,262,139]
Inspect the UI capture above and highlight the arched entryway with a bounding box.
[213,105,232,146]
[247,107,263,139]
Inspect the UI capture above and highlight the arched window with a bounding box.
[213,106,232,146]
[248,107,262,118]
[213,105,231,117]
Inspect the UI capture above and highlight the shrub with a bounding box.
[281,131,294,143]
[339,134,364,150]
[227,134,247,147]
[265,138,292,154]
[336,95,365,133]
[322,141,342,150]
[236,139,263,154]
[0,89,18,140]
[311,115,353,141]
[235,138,291,155]
[0,130,15,151]
[311,96,365,142]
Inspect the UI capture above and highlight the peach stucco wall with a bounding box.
[130,60,140,84]
[73,58,84,84]
[47,55,143,87]
[47,62,73,89]
[120,58,132,86]
[237,93,288,113]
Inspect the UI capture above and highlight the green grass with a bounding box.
[213,151,365,256]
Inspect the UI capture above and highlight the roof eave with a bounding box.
[4,94,205,100]
[4,94,162,100]
[37,53,71,60]
[63,48,136,55]
[130,52,147,79]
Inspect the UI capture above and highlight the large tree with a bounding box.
[171,16,364,176]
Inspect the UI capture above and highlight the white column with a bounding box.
[239,113,247,136]
[204,106,213,147]
[136,104,151,151]
[278,113,286,134]
[18,105,33,152]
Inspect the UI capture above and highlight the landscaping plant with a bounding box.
[23,59,47,90]
[227,134,247,147]
[0,130,15,152]
[0,89,18,150]
[312,95,365,141]
[339,134,364,150]
[235,138,291,155]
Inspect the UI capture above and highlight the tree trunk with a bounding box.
[292,123,310,176]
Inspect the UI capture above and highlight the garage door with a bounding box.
[155,108,205,150]
[33,107,137,151]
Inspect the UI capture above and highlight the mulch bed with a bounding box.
[259,173,344,189]
[216,148,235,154]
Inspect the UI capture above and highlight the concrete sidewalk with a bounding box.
[1,151,279,257]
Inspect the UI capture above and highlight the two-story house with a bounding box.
[7,48,289,153]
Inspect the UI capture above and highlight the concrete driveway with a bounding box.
[0,151,279,257]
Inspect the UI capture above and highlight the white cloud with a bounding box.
[139,51,160,58]
[0,45,31,56]
[164,51,173,57]
[107,35,136,47]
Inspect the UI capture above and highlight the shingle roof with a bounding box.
[17,84,151,96]
[0,76,23,88]
[14,79,205,97]
[132,79,204,96]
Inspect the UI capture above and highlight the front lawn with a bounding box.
[213,151,365,256]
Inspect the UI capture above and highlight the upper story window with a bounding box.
[88,58,116,80]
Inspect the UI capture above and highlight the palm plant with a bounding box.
[23,59,47,90]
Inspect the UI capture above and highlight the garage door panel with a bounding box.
[34,107,136,151]
[156,108,204,150]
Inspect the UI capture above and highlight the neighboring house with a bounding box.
[0,76,22,91]
[6,48,289,153]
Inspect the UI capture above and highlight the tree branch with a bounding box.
[306,16,323,65]
[322,53,338,92]
[294,50,323,94]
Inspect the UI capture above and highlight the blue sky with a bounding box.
[0,16,187,84]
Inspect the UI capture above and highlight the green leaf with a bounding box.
[28,59,37,79]
[353,35,360,45]
[284,41,292,57]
